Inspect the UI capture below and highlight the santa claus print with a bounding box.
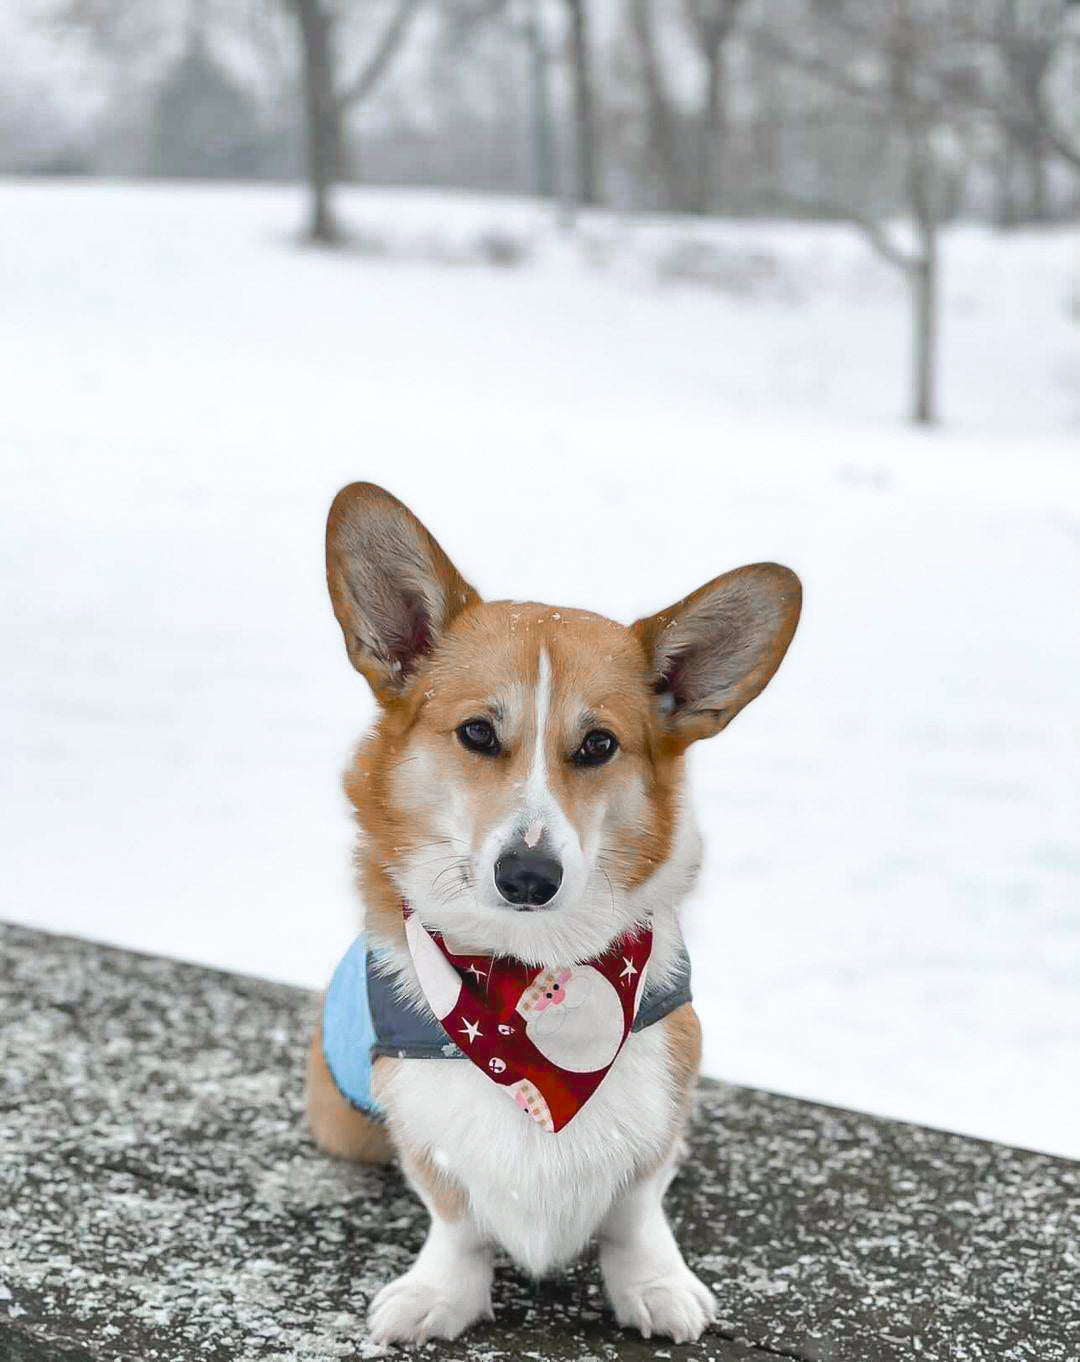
[505,1077,555,1132]
[516,964,625,1073]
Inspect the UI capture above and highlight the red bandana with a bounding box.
[403,905,653,1133]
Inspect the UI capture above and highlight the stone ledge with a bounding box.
[1,922,1075,1362]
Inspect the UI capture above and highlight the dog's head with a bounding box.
[328,483,800,963]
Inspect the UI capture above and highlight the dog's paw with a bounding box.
[367,1269,493,1346]
[604,1262,716,1343]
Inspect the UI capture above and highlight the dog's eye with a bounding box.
[573,729,618,767]
[457,718,500,756]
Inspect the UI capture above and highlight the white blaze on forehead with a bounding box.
[527,647,552,807]
[467,642,594,925]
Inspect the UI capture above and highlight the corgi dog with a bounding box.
[306,483,800,1346]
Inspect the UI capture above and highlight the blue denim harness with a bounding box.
[322,932,693,1117]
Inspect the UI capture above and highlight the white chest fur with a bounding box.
[377,1019,678,1277]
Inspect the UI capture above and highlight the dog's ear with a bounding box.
[326,483,480,702]
[633,564,801,748]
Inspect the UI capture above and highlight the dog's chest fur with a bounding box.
[377,1020,677,1276]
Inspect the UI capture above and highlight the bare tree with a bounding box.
[890,4,942,426]
[628,0,686,207]
[564,0,600,205]
[949,0,1078,222]
[287,0,421,243]
[748,1,963,424]
[43,0,421,232]
[626,0,747,213]
[524,0,556,198]
[289,0,338,241]
[683,0,745,212]
[998,0,1056,220]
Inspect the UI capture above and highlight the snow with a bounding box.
[1,179,1078,1158]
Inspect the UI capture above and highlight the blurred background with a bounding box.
[1,0,1077,1156]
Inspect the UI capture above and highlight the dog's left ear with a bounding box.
[633,563,801,747]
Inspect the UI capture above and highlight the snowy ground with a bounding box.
[2,179,1078,1158]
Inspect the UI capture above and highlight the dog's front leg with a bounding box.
[598,1151,716,1343]
[367,1156,493,1346]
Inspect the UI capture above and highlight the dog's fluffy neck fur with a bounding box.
[361,792,702,1013]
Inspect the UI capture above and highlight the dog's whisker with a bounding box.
[430,863,469,895]
[599,867,617,920]
[414,853,465,872]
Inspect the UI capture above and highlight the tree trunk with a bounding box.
[692,2,741,214]
[748,32,780,194]
[996,0,1020,228]
[526,1,555,199]
[911,250,936,425]
[1027,132,1048,221]
[292,0,341,244]
[890,0,938,426]
[909,142,938,425]
[997,129,1018,228]
[696,37,726,213]
[630,0,684,209]
[565,0,599,207]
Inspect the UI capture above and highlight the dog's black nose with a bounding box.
[494,849,563,908]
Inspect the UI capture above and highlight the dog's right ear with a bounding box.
[326,483,480,702]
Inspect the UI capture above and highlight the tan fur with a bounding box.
[400,1145,470,1222]
[623,1004,703,1185]
[306,1027,394,1165]
[663,1002,702,1131]
[366,1057,470,1220]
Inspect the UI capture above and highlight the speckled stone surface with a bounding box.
[1,923,1076,1362]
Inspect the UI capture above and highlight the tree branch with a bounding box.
[335,0,421,112]
[682,0,744,52]
[748,17,1080,173]
[939,67,1080,171]
[767,189,918,273]
[1015,75,1080,170]
[743,26,900,114]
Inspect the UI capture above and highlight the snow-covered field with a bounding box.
[2,179,1078,1157]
